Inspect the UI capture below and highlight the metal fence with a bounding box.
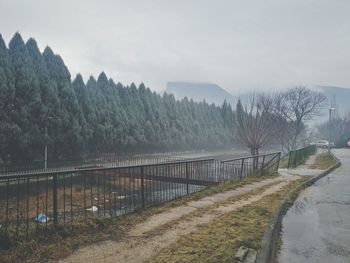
[0,155,187,176]
[285,145,316,168]
[0,152,281,241]
[220,152,281,180]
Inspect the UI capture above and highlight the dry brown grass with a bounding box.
[309,153,337,170]
[145,181,281,238]
[150,179,306,263]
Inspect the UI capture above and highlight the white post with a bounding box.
[328,108,335,154]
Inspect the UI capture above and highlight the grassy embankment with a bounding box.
[150,153,338,262]
[309,152,337,169]
[150,178,308,263]
[0,174,277,263]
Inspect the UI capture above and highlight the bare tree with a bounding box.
[235,97,274,158]
[257,93,292,153]
[316,114,350,147]
[260,87,326,151]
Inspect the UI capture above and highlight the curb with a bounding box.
[255,152,341,263]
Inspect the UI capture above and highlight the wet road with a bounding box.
[278,148,350,263]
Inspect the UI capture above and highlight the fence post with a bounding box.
[276,152,281,173]
[288,151,291,169]
[240,158,245,179]
[52,174,58,226]
[260,155,266,176]
[141,167,145,208]
[186,162,189,195]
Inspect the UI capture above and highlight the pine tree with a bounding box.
[9,32,43,160]
[0,33,237,162]
[0,34,18,162]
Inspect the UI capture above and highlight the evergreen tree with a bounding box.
[9,32,43,160]
[0,33,236,162]
[0,34,18,162]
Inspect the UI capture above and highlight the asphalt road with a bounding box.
[278,148,350,263]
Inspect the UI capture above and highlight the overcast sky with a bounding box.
[1,0,350,93]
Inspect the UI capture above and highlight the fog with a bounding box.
[1,0,350,93]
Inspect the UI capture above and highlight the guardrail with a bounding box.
[0,152,281,242]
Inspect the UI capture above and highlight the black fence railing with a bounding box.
[0,155,187,176]
[0,152,280,241]
[220,152,281,179]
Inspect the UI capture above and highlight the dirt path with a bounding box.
[60,175,299,263]
[279,149,327,177]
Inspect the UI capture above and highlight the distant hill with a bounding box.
[165,82,350,121]
[166,82,236,106]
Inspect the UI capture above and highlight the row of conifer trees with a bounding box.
[0,33,235,163]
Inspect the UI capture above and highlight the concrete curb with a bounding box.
[255,152,341,263]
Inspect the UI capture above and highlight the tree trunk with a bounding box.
[250,148,259,172]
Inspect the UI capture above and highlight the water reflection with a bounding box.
[288,194,313,216]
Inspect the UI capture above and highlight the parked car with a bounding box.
[312,140,334,148]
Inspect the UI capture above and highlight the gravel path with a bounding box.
[59,175,299,263]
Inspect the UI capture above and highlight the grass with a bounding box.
[279,155,308,168]
[150,179,307,263]
[0,174,277,263]
[278,155,289,169]
[145,181,281,237]
[309,153,337,170]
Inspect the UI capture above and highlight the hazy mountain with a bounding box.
[235,86,350,124]
[166,81,350,124]
[166,82,236,106]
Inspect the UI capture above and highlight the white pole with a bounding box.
[328,108,335,154]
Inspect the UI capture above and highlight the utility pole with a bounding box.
[328,108,335,154]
